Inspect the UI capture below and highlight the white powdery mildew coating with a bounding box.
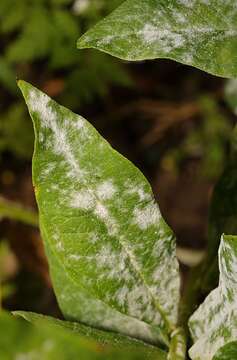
[189,236,237,359]
[125,181,151,202]
[94,202,118,236]
[69,244,131,283]
[96,180,117,200]
[29,89,86,179]
[133,201,161,230]
[151,251,180,323]
[70,190,94,210]
[177,0,194,7]
[58,280,162,345]
[139,24,185,50]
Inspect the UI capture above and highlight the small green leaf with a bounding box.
[19,80,180,347]
[189,235,237,360]
[14,311,167,358]
[0,311,166,359]
[77,0,237,78]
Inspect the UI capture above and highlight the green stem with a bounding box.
[0,196,38,227]
[168,327,187,360]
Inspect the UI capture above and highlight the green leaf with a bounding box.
[77,0,237,78]
[18,80,180,347]
[188,235,237,360]
[14,311,167,358]
[43,237,166,347]
[0,311,165,359]
[213,342,237,360]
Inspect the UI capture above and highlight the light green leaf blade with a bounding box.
[77,0,237,78]
[0,311,165,359]
[188,235,237,360]
[14,311,167,358]
[19,80,180,346]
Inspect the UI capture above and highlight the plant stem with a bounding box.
[168,327,187,360]
[0,196,38,227]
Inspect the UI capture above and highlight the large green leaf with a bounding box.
[188,235,237,360]
[19,80,180,347]
[77,0,237,78]
[14,311,167,358]
[0,311,165,359]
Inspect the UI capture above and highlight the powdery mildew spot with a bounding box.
[70,190,94,210]
[96,180,117,200]
[125,181,151,202]
[139,24,185,50]
[29,89,85,179]
[177,0,194,7]
[133,202,161,230]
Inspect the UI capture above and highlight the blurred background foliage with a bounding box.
[0,0,129,160]
[0,0,236,317]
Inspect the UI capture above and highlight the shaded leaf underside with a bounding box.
[77,0,237,78]
[19,80,180,347]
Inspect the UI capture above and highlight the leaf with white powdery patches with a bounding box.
[19,80,180,348]
[189,235,237,359]
[77,0,237,78]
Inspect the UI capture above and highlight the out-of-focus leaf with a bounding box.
[19,80,181,348]
[0,57,17,94]
[6,6,53,63]
[0,103,34,159]
[78,0,237,78]
[189,235,237,359]
[0,312,166,359]
[14,311,167,358]
[1,0,26,33]
[0,196,38,226]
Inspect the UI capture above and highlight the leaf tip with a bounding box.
[77,35,89,50]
